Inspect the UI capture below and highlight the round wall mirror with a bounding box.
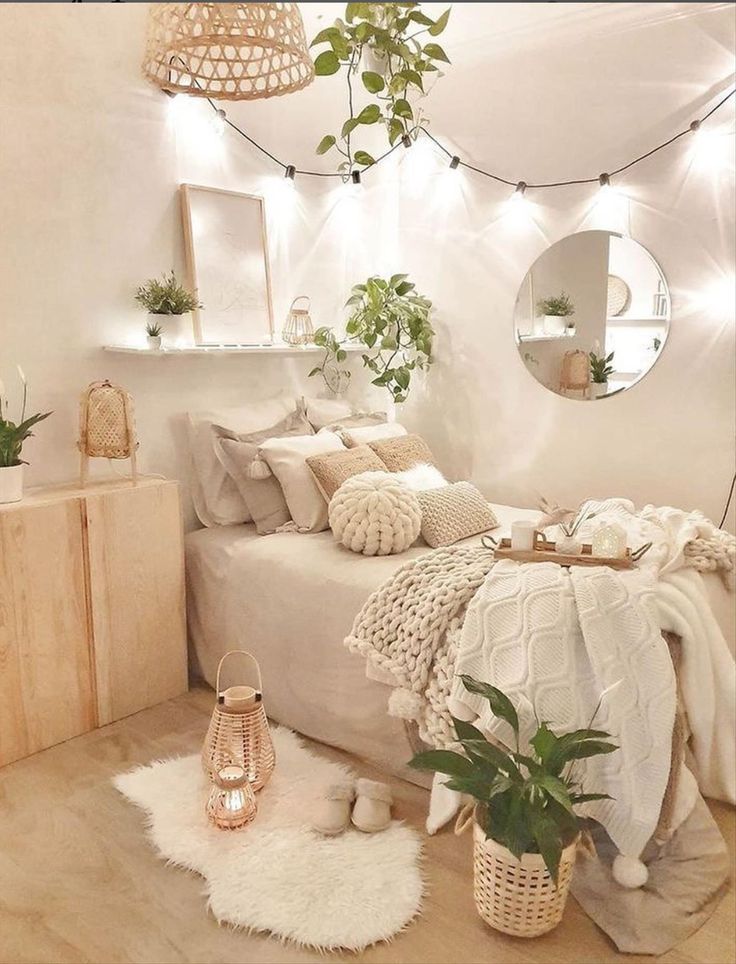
[514,231,670,400]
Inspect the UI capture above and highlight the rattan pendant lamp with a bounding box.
[142,3,315,101]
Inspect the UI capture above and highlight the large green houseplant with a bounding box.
[0,366,52,504]
[311,2,451,176]
[410,676,617,886]
[309,273,433,402]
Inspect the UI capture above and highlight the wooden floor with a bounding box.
[0,686,734,964]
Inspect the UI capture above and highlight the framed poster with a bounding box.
[180,184,274,345]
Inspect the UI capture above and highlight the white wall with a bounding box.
[1,3,734,530]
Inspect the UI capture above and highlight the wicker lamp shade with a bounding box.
[142,3,315,101]
[78,380,139,485]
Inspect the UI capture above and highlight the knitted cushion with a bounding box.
[329,472,421,556]
[417,482,499,548]
[368,433,436,471]
[306,445,387,501]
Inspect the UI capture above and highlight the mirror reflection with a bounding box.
[514,231,670,400]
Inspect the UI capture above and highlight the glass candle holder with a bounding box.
[206,764,258,830]
[591,523,628,559]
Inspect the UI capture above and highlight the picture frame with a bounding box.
[180,184,275,345]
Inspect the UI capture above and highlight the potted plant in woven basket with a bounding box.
[410,675,618,938]
[0,366,52,504]
[135,270,201,348]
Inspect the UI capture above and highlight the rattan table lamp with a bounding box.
[78,380,139,486]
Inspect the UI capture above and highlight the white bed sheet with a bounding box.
[186,503,735,780]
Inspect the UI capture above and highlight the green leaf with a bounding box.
[307,367,321,378]
[409,749,474,778]
[423,41,450,63]
[353,150,376,167]
[389,273,408,287]
[560,740,618,762]
[309,27,341,48]
[398,68,423,91]
[463,740,521,780]
[354,21,374,42]
[336,349,347,362]
[341,117,359,138]
[387,118,404,144]
[458,676,519,737]
[314,50,341,76]
[409,10,434,26]
[395,368,410,390]
[530,722,558,762]
[443,775,495,800]
[361,70,385,94]
[428,7,451,36]
[315,134,336,155]
[530,809,563,883]
[345,2,360,23]
[357,104,381,124]
[538,775,575,814]
[395,281,414,296]
[570,792,612,804]
[392,98,413,119]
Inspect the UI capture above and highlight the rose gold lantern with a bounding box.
[202,651,275,791]
[206,763,257,830]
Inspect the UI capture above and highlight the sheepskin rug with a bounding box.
[114,727,424,952]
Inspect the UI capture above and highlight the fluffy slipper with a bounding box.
[311,780,355,836]
[351,778,393,833]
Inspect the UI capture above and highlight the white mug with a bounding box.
[511,520,541,551]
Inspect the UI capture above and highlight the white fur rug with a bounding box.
[114,727,424,952]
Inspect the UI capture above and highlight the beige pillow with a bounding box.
[214,409,314,535]
[258,432,346,532]
[369,433,436,471]
[341,422,407,448]
[417,482,499,548]
[302,396,355,431]
[306,445,387,501]
[317,411,387,434]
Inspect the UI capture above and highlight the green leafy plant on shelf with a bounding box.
[145,320,163,338]
[309,274,433,403]
[135,270,201,315]
[536,292,575,317]
[409,675,618,883]
[311,2,451,176]
[0,367,52,467]
[589,350,615,384]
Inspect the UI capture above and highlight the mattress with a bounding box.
[186,504,735,781]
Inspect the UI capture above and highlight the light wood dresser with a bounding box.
[0,477,188,767]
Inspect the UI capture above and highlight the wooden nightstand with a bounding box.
[0,477,188,767]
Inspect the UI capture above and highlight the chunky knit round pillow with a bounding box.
[329,471,421,556]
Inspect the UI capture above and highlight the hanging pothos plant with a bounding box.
[311,2,451,175]
[309,274,434,403]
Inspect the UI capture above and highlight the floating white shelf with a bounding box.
[606,316,668,326]
[103,343,366,356]
[517,331,575,344]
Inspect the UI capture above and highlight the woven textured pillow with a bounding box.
[306,445,387,501]
[329,472,421,556]
[340,422,407,448]
[417,482,499,548]
[369,433,436,472]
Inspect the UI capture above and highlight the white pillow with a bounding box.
[303,396,356,431]
[395,463,448,491]
[258,432,346,532]
[187,395,294,527]
[341,422,407,447]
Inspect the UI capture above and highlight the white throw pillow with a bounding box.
[187,395,294,527]
[341,422,407,447]
[258,432,346,532]
[303,396,356,431]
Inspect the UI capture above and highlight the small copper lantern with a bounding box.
[78,380,139,485]
[206,764,258,830]
[281,296,314,346]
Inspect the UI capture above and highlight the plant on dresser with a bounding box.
[135,269,201,348]
[410,675,617,937]
[0,365,52,503]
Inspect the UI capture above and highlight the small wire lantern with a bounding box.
[206,763,258,830]
[282,296,314,346]
[142,3,315,102]
[202,651,275,791]
[78,380,139,486]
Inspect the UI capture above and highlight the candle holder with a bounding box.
[206,764,257,830]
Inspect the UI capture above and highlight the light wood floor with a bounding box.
[1,686,734,964]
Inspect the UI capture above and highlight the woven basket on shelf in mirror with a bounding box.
[78,380,139,485]
[142,3,315,101]
[472,821,577,938]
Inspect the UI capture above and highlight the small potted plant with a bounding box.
[0,366,52,503]
[589,350,615,398]
[410,675,617,938]
[536,292,575,336]
[145,320,163,350]
[135,270,201,347]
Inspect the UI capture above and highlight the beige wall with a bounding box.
[1,3,734,530]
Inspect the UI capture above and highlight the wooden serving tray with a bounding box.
[494,538,634,571]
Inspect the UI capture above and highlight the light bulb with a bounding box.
[689,119,731,173]
[210,109,226,137]
[508,181,528,205]
[351,170,362,185]
[284,165,296,181]
[401,134,412,149]
[449,155,460,170]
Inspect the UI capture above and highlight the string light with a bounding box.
[510,180,528,203]
[284,164,296,181]
[401,134,413,149]
[211,108,226,137]
[351,170,362,185]
[449,155,460,170]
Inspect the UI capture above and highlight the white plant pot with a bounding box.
[592,382,608,398]
[146,335,162,350]
[0,463,24,504]
[555,532,582,555]
[148,313,192,348]
[565,326,576,337]
[543,314,568,335]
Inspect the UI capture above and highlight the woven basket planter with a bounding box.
[473,821,577,937]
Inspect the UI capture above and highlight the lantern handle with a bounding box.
[289,295,311,312]
[216,650,264,696]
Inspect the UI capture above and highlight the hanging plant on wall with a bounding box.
[311,2,452,176]
[310,274,434,403]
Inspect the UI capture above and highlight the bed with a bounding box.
[186,503,735,782]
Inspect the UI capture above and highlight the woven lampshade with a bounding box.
[142,3,315,101]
